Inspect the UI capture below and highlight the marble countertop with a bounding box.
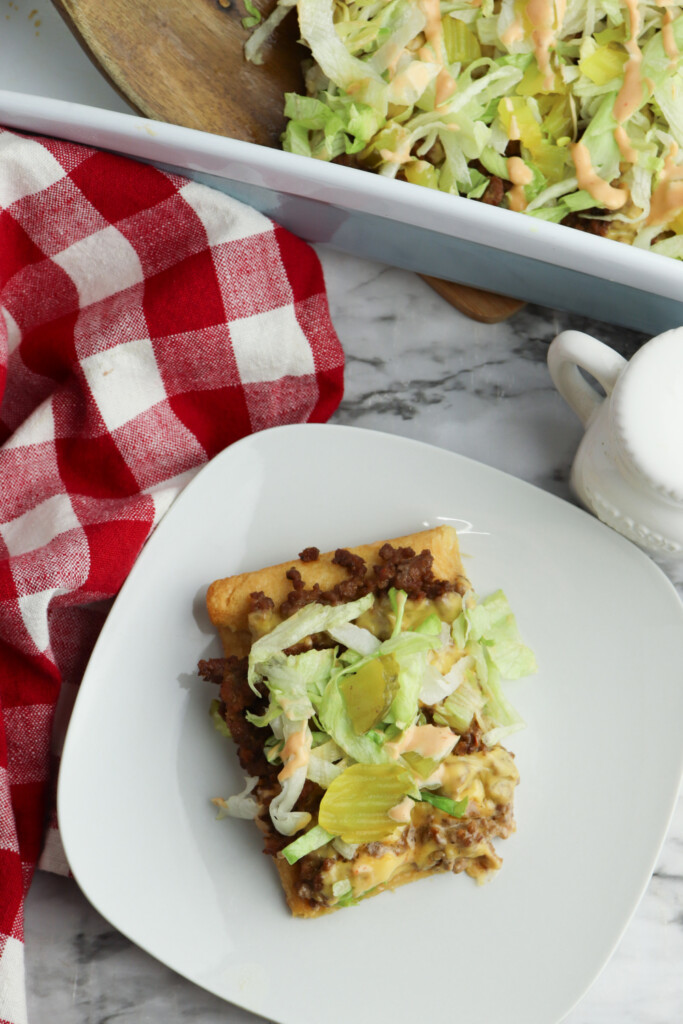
[3,3,682,1022]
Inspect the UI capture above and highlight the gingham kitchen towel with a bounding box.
[0,126,344,1024]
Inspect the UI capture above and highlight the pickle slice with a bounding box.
[318,763,416,842]
[339,655,400,734]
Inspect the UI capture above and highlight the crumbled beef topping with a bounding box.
[332,548,367,576]
[200,655,325,856]
[213,656,277,780]
[299,546,320,562]
[279,567,325,618]
[373,544,443,599]
[248,591,274,612]
[197,657,230,685]
[454,720,484,755]
[481,174,505,206]
[561,212,609,236]
[278,542,466,618]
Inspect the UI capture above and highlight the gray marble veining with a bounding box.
[23,248,683,1024]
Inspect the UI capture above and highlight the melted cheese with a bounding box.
[308,746,518,905]
[428,641,468,675]
[248,607,282,639]
[356,591,463,639]
[440,746,519,812]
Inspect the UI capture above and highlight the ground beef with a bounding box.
[454,720,484,754]
[561,212,609,236]
[278,567,323,618]
[299,546,320,562]
[196,657,230,685]
[213,657,277,780]
[248,591,274,612]
[277,542,466,618]
[204,656,326,858]
[372,543,466,600]
[481,174,505,206]
[332,548,367,577]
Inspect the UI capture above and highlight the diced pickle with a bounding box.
[339,655,399,734]
[402,751,440,780]
[318,763,416,842]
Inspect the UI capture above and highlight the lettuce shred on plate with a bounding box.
[245,0,683,254]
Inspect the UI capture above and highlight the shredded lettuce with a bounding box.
[248,593,373,689]
[209,698,231,738]
[419,653,474,705]
[432,674,486,733]
[282,824,336,864]
[212,775,260,820]
[307,737,348,787]
[460,590,537,679]
[259,647,335,720]
[327,621,381,656]
[412,790,468,818]
[319,671,392,763]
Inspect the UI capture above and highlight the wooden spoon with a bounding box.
[52,0,524,323]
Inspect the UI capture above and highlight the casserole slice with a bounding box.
[199,525,535,916]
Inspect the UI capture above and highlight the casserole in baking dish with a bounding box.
[1,88,682,331]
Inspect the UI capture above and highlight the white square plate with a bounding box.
[58,424,683,1024]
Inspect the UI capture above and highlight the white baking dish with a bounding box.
[1,88,682,333]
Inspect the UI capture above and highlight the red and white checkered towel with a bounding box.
[0,126,344,1024]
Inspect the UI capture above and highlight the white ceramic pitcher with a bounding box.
[547,327,683,563]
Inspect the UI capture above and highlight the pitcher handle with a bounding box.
[547,330,627,427]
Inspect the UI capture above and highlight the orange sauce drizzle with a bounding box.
[386,724,457,760]
[436,68,457,106]
[571,141,629,209]
[420,0,443,52]
[418,0,457,108]
[648,143,683,224]
[613,0,644,124]
[278,725,311,782]
[388,796,414,823]
[501,19,525,45]
[614,124,638,163]
[660,3,680,64]
[507,156,534,211]
[386,42,406,78]
[527,0,562,89]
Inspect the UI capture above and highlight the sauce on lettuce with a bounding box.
[245,0,683,255]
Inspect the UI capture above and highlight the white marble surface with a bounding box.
[2,4,682,1023]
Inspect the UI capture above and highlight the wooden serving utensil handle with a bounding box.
[420,275,525,324]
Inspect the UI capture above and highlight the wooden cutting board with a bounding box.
[52,0,524,323]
